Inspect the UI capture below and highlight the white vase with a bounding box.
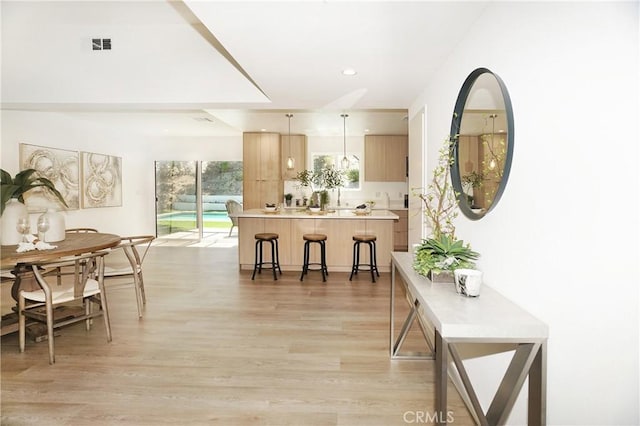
[1,199,29,245]
[39,208,65,242]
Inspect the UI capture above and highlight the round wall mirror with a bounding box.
[450,68,514,220]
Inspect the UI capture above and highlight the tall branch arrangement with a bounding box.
[412,137,479,276]
[414,137,459,240]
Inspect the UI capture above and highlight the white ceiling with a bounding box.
[1,1,490,137]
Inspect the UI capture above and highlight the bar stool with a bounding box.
[300,233,328,282]
[252,233,282,280]
[349,234,380,283]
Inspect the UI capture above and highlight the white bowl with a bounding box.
[264,206,277,212]
[308,207,321,213]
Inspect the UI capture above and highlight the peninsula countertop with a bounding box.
[231,208,399,220]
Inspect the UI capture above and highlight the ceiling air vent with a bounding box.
[92,38,111,51]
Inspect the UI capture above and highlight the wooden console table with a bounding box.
[390,252,548,426]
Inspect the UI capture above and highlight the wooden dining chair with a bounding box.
[18,250,112,364]
[43,228,100,286]
[104,235,155,318]
[65,227,99,233]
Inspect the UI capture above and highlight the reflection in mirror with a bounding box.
[450,68,514,220]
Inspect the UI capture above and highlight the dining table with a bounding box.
[1,232,121,336]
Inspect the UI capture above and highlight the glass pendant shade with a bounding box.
[341,156,349,169]
[286,113,295,170]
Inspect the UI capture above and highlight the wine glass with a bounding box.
[16,217,30,243]
[37,215,50,242]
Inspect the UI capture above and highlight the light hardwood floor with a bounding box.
[1,244,473,425]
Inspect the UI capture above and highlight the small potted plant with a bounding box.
[1,168,67,214]
[1,168,68,245]
[413,138,480,281]
[284,193,293,207]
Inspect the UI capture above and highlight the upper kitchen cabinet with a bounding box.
[281,134,307,180]
[364,135,408,182]
[243,132,282,209]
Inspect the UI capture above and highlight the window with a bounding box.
[311,153,360,190]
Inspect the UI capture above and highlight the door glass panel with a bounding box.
[201,161,243,235]
[155,161,198,239]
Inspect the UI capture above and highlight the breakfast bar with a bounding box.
[233,209,399,273]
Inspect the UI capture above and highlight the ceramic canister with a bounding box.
[1,199,29,245]
[39,208,66,242]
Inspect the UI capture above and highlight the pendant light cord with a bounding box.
[341,113,349,169]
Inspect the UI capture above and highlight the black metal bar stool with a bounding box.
[349,234,380,283]
[252,233,282,280]
[300,233,328,282]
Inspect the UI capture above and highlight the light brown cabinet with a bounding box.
[364,135,408,182]
[281,134,307,180]
[243,132,282,210]
[391,209,408,251]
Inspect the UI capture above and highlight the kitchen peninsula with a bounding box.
[232,209,399,273]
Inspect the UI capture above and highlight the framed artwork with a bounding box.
[19,143,80,211]
[81,152,122,208]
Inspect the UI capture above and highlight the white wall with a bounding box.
[1,110,242,236]
[409,2,639,424]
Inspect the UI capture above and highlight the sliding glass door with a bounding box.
[155,161,243,240]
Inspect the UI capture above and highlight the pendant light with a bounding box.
[488,113,497,171]
[340,113,349,169]
[286,113,295,170]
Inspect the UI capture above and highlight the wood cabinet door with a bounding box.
[364,135,386,181]
[243,133,282,210]
[260,133,281,181]
[243,133,261,182]
[387,136,408,182]
[391,210,408,251]
[281,134,307,180]
[365,135,407,182]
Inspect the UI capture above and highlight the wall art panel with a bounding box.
[81,151,122,208]
[19,143,80,211]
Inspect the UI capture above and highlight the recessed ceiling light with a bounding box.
[261,128,267,132]
[342,68,357,76]
[364,129,370,133]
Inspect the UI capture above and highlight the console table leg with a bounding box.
[435,330,448,425]
[528,342,547,425]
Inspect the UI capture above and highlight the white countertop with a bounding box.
[233,208,399,220]
[392,252,548,341]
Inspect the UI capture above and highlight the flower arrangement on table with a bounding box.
[412,138,479,279]
[294,167,345,209]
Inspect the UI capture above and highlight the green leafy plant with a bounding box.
[412,137,480,277]
[284,193,293,201]
[1,168,68,215]
[413,234,479,275]
[294,167,345,191]
[294,170,315,189]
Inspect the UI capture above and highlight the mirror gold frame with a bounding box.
[450,68,514,220]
